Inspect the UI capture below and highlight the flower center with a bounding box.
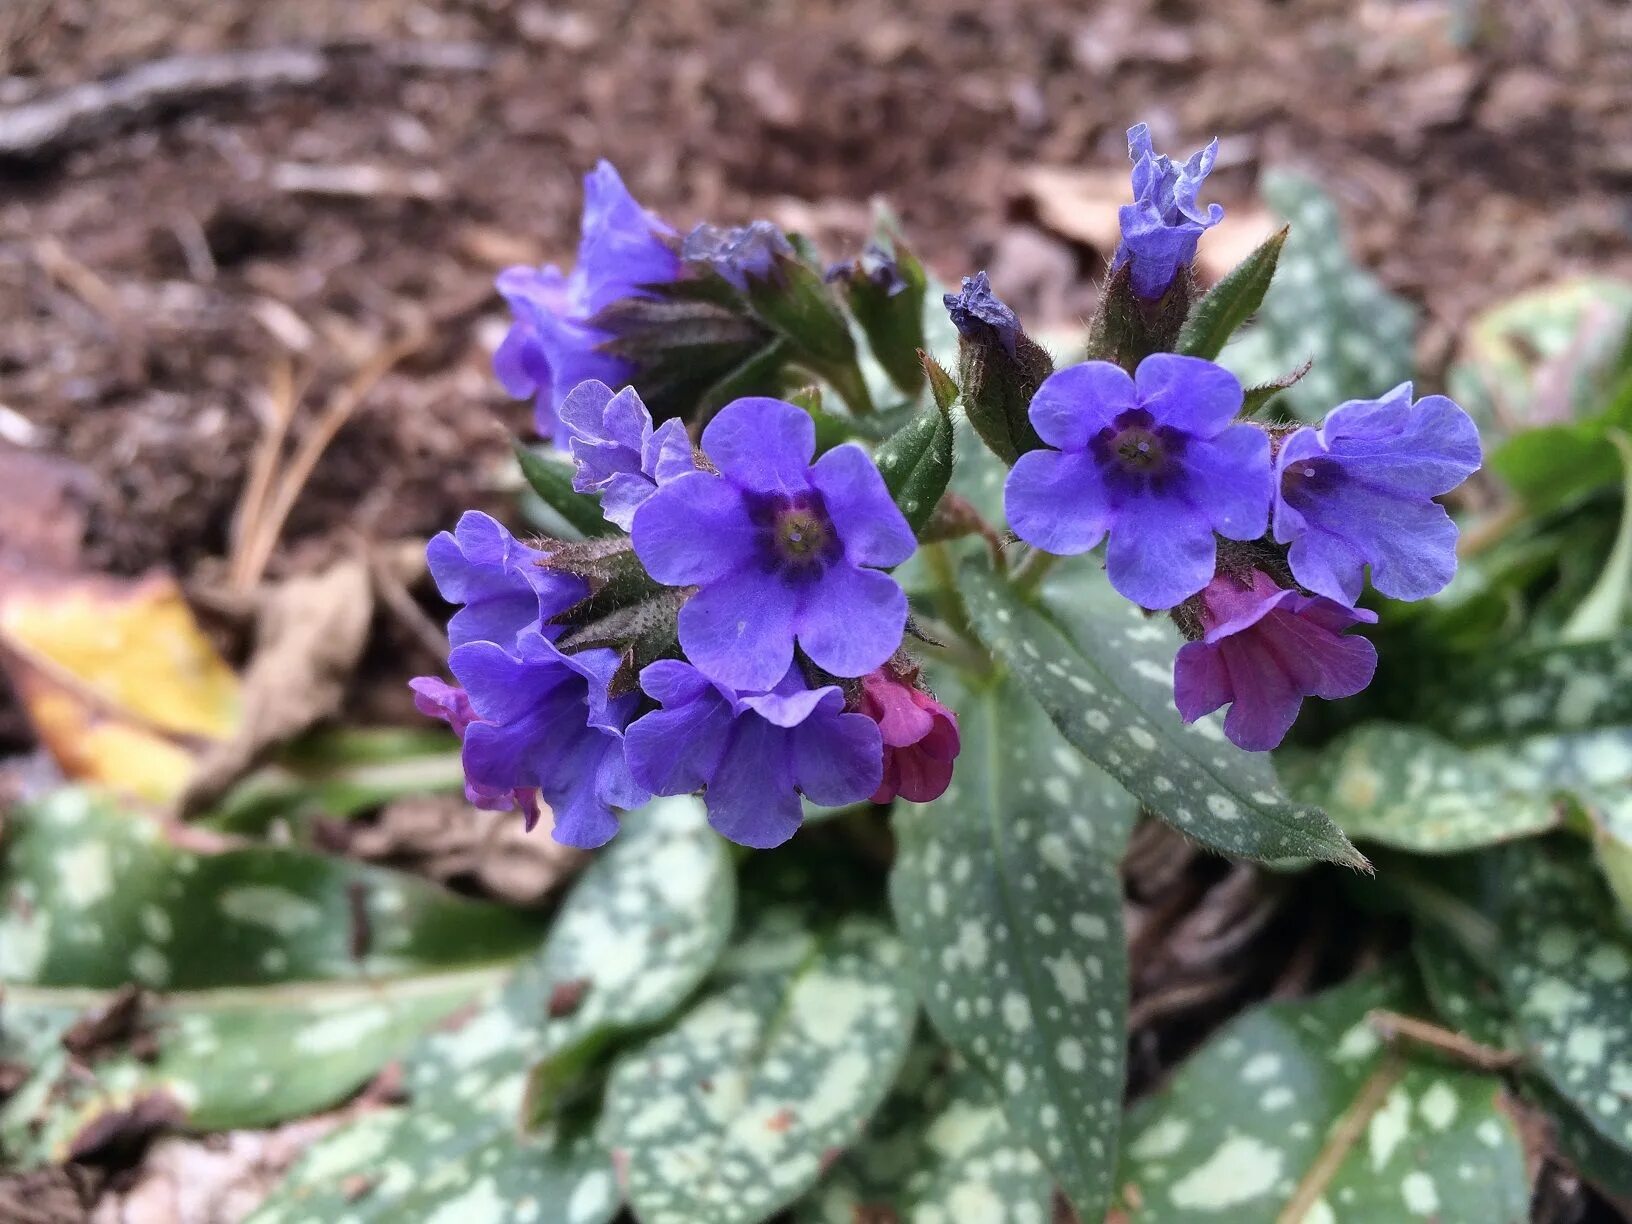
[1094,408,1183,491]
[747,490,841,577]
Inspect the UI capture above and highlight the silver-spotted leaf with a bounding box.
[600,915,916,1224]
[795,1042,1053,1224]
[1219,172,1416,422]
[891,667,1133,1218]
[1118,970,1530,1223]
[0,787,545,990]
[960,559,1364,867]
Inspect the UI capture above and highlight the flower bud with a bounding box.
[853,663,961,803]
[944,272,1052,465]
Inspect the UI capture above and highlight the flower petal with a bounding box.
[1183,424,1271,541]
[706,718,803,848]
[701,397,816,493]
[1028,362,1135,450]
[679,567,800,692]
[1173,640,1232,724]
[793,711,883,808]
[631,472,755,586]
[810,443,916,568]
[1005,449,1111,555]
[1103,497,1217,609]
[1135,353,1242,437]
[795,564,907,680]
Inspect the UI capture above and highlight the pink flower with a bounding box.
[856,666,961,804]
[1173,570,1377,752]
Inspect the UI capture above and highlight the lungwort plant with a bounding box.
[10,124,1632,1223]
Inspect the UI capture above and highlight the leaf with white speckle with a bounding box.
[890,667,1133,1219]
[795,1042,1053,1224]
[0,787,545,990]
[1282,723,1562,853]
[1219,171,1416,422]
[600,915,916,1224]
[1118,969,1531,1223]
[961,559,1364,867]
[1442,838,1632,1162]
[249,798,728,1224]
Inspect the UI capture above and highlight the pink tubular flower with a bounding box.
[1173,570,1377,752]
[856,666,961,803]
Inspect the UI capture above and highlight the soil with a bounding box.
[4,0,1630,580]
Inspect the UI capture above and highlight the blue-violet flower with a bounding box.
[448,628,648,848]
[557,380,694,529]
[1113,123,1224,300]
[943,271,1022,358]
[1173,570,1377,752]
[630,396,915,691]
[494,161,681,438]
[427,511,583,649]
[681,221,794,292]
[624,661,882,847]
[409,676,541,827]
[1273,383,1482,604]
[1005,353,1271,610]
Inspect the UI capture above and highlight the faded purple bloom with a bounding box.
[681,221,794,291]
[1174,570,1377,752]
[409,676,540,827]
[855,666,960,804]
[426,511,584,649]
[631,396,915,691]
[1113,123,1225,300]
[1005,354,1271,610]
[557,380,695,529]
[495,161,681,437]
[943,271,1021,358]
[624,660,882,848]
[828,242,908,296]
[448,628,649,848]
[1273,384,1482,604]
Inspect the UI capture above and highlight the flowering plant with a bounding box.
[295,130,1631,1221]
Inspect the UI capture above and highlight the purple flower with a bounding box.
[447,628,648,848]
[828,242,908,296]
[630,396,915,691]
[1174,570,1377,752]
[426,511,584,649]
[624,661,882,847]
[1273,384,1482,604]
[681,221,794,292]
[1005,354,1271,610]
[494,161,682,437]
[1113,123,1225,301]
[944,271,1022,358]
[558,380,695,529]
[855,666,960,804]
[410,676,542,826]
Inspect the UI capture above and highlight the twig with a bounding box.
[229,356,303,596]
[32,238,122,323]
[1277,1052,1407,1224]
[235,327,427,590]
[1367,1009,1520,1073]
[366,542,447,664]
[0,43,493,163]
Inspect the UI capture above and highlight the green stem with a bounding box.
[1010,549,1059,596]
[826,359,877,417]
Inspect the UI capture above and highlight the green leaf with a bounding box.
[515,442,618,539]
[1118,969,1531,1223]
[1441,839,1632,1158]
[0,787,545,990]
[891,668,1134,1218]
[875,403,954,534]
[1177,227,1288,361]
[1220,173,1416,422]
[1282,723,1561,853]
[249,799,731,1223]
[795,1043,1053,1223]
[1562,430,1632,641]
[960,559,1364,867]
[0,970,500,1165]
[521,797,737,1121]
[600,915,916,1224]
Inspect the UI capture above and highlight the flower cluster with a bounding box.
[415,381,958,848]
[994,126,1481,749]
